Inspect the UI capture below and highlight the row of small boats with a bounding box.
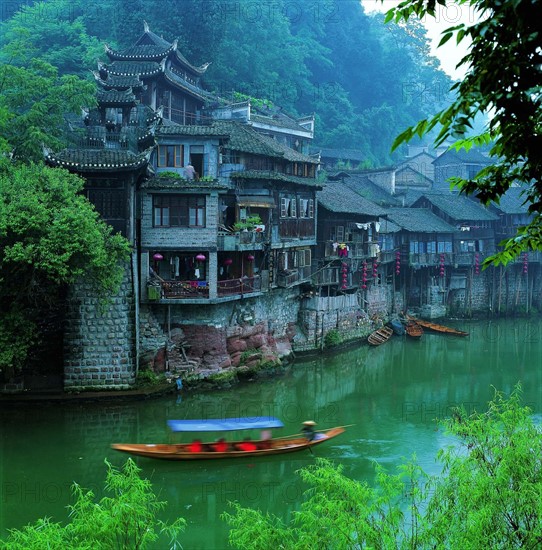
[368,316,468,346]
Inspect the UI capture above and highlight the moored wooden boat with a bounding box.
[407,315,468,336]
[111,417,345,461]
[406,321,423,339]
[368,326,394,346]
[388,319,405,336]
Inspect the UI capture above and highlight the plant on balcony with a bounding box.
[233,215,263,232]
[157,171,181,179]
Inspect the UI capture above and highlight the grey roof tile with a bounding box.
[414,193,499,221]
[385,208,458,233]
[318,180,386,216]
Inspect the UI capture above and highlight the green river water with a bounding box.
[1,318,541,549]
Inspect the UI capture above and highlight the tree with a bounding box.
[0,59,96,162]
[0,459,185,549]
[0,162,131,380]
[0,0,102,76]
[223,385,542,548]
[386,0,542,265]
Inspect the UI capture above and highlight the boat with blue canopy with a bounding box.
[111,416,345,461]
[167,416,284,432]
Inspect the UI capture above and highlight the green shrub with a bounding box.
[0,459,185,549]
[136,369,159,386]
[324,329,341,348]
[157,170,181,179]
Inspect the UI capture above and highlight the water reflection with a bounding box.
[1,318,541,548]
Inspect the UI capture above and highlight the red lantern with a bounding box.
[247,254,255,262]
[195,254,206,262]
[153,253,163,261]
[223,258,233,266]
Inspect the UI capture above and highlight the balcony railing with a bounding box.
[275,266,311,287]
[151,280,209,299]
[217,231,266,251]
[217,276,261,296]
[147,276,262,300]
[323,241,379,259]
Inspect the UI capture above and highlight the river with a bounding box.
[1,318,541,549]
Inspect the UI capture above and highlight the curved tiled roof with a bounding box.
[94,73,143,90]
[45,148,153,172]
[106,61,162,77]
[231,170,321,188]
[318,180,386,216]
[96,89,137,106]
[256,133,319,164]
[214,122,284,158]
[157,123,228,137]
[141,176,228,190]
[250,113,310,133]
[105,42,176,61]
[163,68,209,100]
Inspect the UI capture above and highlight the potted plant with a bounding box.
[233,215,263,232]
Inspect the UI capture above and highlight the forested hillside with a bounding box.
[1,0,452,165]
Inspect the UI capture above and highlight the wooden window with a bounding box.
[157,145,184,167]
[297,248,311,267]
[153,195,206,227]
[280,196,297,218]
[280,198,288,218]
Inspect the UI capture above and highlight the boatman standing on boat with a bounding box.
[301,420,317,441]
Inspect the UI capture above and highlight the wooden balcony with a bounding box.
[217,230,266,251]
[217,276,261,296]
[409,253,452,267]
[147,276,262,301]
[155,280,209,299]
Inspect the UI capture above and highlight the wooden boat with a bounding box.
[388,319,405,336]
[406,321,423,339]
[367,326,394,346]
[111,417,345,461]
[407,315,469,337]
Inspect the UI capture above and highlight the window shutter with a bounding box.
[158,146,166,167]
[308,199,314,218]
[280,198,287,218]
[336,226,344,241]
[175,145,182,167]
[291,196,297,217]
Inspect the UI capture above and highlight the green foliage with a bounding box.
[0,60,96,161]
[207,369,238,387]
[233,216,263,232]
[0,459,185,549]
[0,0,102,76]
[323,329,342,348]
[223,458,429,549]
[0,162,130,377]
[387,0,542,263]
[223,385,542,548]
[157,171,182,179]
[239,348,259,365]
[0,0,451,166]
[136,368,160,386]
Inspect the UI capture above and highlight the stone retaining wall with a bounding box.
[63,269,136,389]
